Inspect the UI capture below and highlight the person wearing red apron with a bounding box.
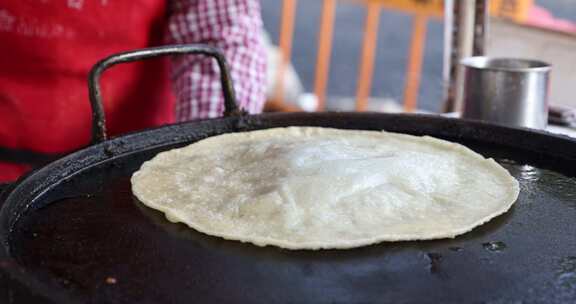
[0,0,266,182]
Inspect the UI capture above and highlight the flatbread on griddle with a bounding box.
[131,127,519,250]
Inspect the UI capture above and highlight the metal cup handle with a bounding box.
[88,44,246,144]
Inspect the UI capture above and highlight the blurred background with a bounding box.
[259,0,576,113]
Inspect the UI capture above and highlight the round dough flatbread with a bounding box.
[131,127,519,250]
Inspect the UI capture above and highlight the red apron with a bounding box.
[0,0,174,182]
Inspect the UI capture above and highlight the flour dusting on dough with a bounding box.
[131,127,519,250]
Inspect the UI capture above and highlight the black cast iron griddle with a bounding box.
[1,45,576,304]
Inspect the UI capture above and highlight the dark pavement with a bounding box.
[261,0,576,112]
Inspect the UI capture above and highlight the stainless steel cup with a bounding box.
[461,57,551,129]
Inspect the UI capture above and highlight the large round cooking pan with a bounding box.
[1,45,575,303]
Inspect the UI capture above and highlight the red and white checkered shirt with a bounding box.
[167,0,267,121]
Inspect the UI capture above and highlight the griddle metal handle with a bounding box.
[88,44,245,144]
